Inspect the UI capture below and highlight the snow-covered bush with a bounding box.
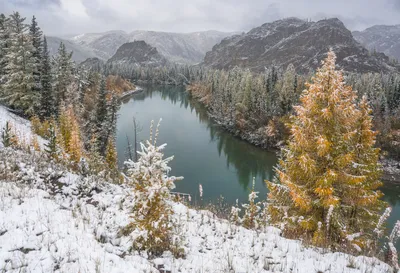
[230,178,268,230]
[123,122,183,257]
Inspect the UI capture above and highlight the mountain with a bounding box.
[129,30,234,64]
[107,40,168,67]
[71,30,130,60]
[203,18,397,74]
[69,30,233,64]
[353,25,400,61]
[47,36,99,63]
[79,57,105,72]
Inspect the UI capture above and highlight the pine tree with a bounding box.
[0,14,9,96]
[29,15,42,108]
[53,42,73,113]
[94,77,108,152]
[1,121,12,147]
[3,12,37,114]
[87,134,105,175]
[277,63,297,114]
[44,122,60,160]
[40,36,54,119]
[266,51,386,250]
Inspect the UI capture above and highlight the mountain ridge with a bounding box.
[353,24,400,61]
[203,17,398,73]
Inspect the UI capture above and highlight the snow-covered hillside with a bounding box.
[0,106,45,149]
[0,106,395,273]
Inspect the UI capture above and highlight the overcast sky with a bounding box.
[2,0,400,36]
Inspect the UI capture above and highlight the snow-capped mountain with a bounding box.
[68,30,233,64]
[129,30,235,64]
[107,40,168,67]
[203,18,398,73]
[47,36,99,63]
[353,25,400,61]
[71,30,130,61]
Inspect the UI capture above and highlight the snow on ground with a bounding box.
[0,105,395,273]
[0,148,394,273]
[0,106,46,149]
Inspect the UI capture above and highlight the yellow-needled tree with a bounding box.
[266,51,387,251]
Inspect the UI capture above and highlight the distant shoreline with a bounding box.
[119,86,144,99]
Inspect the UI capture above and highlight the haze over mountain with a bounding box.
[353,25,400,61]
[203,17,398,73]
[47,36,98,63]
[107,41,168,67]
[65,30,233,64]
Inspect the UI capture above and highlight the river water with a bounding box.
[116,85,400,238]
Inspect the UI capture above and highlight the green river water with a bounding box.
[116,85,400,242]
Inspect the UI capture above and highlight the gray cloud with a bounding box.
[7,0,61,8]
[2,0,400,36]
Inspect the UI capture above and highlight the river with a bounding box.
[116,85,400,239]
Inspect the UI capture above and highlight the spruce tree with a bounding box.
[3,12,38,114]
[40,36,54,119]
[53,42,73,112]
[0,14,9,95]
[94,77,108,153]
[1,121,12,147]
[29,15,42,106]
[44,122,59,160]
[266,51,386,250]
[278,63,297,114]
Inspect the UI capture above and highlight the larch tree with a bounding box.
[105,137,118,171]
[266,51,386,251]
[124,121,183,257]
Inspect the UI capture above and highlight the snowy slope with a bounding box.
[0,106,46,149]
[0,106,395,273]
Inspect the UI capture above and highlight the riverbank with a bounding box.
[382,158,400,183]
[186,86,400,185]
[119,86,144,99]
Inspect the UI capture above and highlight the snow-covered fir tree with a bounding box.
[94,77,108,153]
[0,13,9,95]
[29,15,42,108]
[44,122,60,160]
[1,121,13,148]
[124,122,183,257]
[52,42,73,113]
[39,36,54,119]
[3,12,38,115]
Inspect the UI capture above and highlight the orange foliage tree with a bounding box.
[267,51,387,251]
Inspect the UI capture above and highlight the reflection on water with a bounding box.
[116,85,400,249]
[116,85,277,204]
